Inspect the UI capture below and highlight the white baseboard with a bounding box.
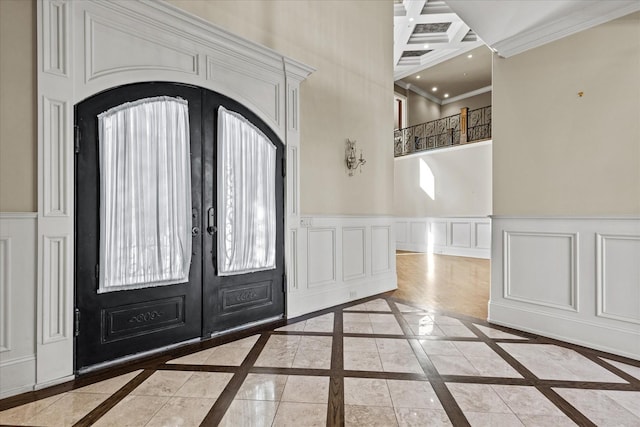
[491,216,640,361]
[395,217,491,259]
[0,355,36,399]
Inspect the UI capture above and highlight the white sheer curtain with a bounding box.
[217,106,276,275]
[98,96,192,293]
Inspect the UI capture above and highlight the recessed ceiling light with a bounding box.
[416,75,421,79]
[409,17,414,22]
[432,87,437,92]
[423,44,429,49]
[444,93,450,98]
[467,54,473,58]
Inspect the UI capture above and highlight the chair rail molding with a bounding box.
[490,216,640,361]
[35,0,313,393]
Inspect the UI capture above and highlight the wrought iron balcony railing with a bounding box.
[394,105,491,157]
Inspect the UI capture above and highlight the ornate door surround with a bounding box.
[37,0,312,387]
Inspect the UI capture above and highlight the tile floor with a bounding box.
[1,296,640,426]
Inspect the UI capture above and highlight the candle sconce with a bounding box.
[345,139,366,176]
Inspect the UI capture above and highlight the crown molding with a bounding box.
[492,2,640,58]
[441,85,492,105]
[395,80,441,105]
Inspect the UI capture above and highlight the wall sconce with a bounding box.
[345,139,366,176]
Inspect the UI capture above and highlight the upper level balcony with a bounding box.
[394,105,491,157]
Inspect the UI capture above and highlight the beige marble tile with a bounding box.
[604,390,640,418]
[344,337,378,352]
[466,356,523,378]
[517,414,577,426]
[601,358,640,380]
[440,325,477,338]
[345,405,399,426]
[236,374,288,401]
[145,396,215,427]
[205,346,251,366]
[167,348,214,365]
[465,411,524,426]
[344,351,383,371]
[419,339,463,356]
[276,321,306,331]
[298,336,332,351]
[0,393,65,425]
[304,314,334,332]
[452,342,496,358]
[292,348,332,369]
[96,395,168,427]
[473,324,527,340]
[345,302,371,311]
[446,383,511,413]
[174,372,233,398]
[25,392,109,426]
[366,299,392,311]
[218,399,278,427]
[372,322,405,335]
[344,313,371,322]
[395,407,452,426]
[387,380,443,410]
[555,388,640,426]
[130,370,193,397]
[71,370,142,394]
[255,348,298,368]
[281,375,329,404]
[344,378,392,407]
[380,352,424,374]
[410,323,445,337]
[226,334,261,349]
[369,313,399,323]
[376,338,414,354]
[395,303,423,313]
[430,355,480,376]
[433,315,464,326]
[491,386,564,416]
[343,321,374,334]
[272,402,327,427]
[263,335,301,351]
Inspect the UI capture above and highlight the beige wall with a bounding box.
[0,0,394,216]
[441,91,492,117]
[0,0,36,212]
[493,12,640,215]
[169,0,395,216]
[394,142,492,217]
[407,91,440,126]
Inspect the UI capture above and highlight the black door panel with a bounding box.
[75,82,284,370]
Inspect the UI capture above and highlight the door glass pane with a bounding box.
[98,96,192,293]
[217,106,276,275]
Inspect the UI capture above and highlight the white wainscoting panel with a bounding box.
[597,234,640,324]
[342,228,366,281]
[395,217,491,259]
[504,231,577,312]
[490,216,640,361]
[288,216,397,318]
[307,229,336,287]
[0,214,37,398]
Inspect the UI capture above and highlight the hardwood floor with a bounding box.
[391,251,490,319]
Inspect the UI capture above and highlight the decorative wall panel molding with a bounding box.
[342,227,366,281]
[596,233,640,325]
[490,216,640,361]
[395,217,491,259]
[35,0,313,396]
[289,216,397,318]
[503,231,578,312]
[0,238,11,353]
[0,215,37,398]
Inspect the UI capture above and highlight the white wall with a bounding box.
[394,141,492,217]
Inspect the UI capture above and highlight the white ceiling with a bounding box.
[394,0,640,101]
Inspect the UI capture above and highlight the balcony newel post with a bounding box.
[460,107,468,144]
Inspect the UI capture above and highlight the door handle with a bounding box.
[207,207,217,235]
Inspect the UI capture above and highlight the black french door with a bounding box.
[75,82,284,371]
